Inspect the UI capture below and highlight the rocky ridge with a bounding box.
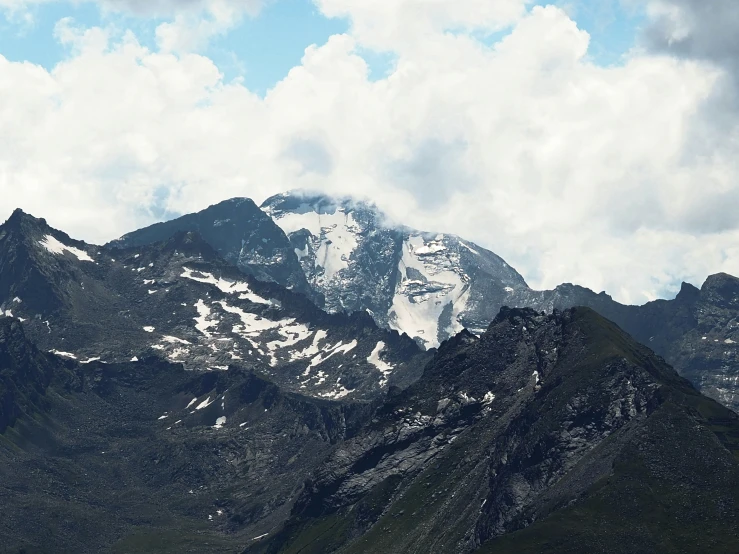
[0,210,430,401]
[109,198,316,301]
[245,307,739,554]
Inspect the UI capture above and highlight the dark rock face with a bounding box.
[107,198,317,301]
[0,318,71,433]
[0,209,100,318]
[0,331,378,553]
[245,308,739,554]
[509,274,739,413]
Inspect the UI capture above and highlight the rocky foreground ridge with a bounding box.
[1,308,738,553]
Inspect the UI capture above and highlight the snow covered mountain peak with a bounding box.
[262,192,366,286]
[262,190,529,348]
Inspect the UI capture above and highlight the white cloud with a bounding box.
[1,3,738,305]
[152,0,265,52]
[2,0,265,52]
[314,0,529,51]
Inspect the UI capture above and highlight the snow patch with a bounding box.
[460,242,479,255]
[415,241,446,255]
[181,267,271,305]
[304,339,359,374]
[162,336,191,345]
[194,300,218,337]
[51,350,77,359]
[217,301,281,338]
[272,208,359,284]
[195,396,214,410]
[39,235,94,262]
[388,235,466,348]
[367,341,394,387]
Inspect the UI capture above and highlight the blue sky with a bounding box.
[0,0,645,94]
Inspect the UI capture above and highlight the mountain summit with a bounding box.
[262,191,529,348]
[109,198,316,301]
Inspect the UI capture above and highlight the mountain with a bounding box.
[108,198,317,302]
[0,208,101,318]
[3,201,739,552]
[0,210,430,401]
[261,192,529,348]
[244,307,739,554]
[99,192,739,413]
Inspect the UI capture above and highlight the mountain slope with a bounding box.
[107,198,316,301]
[0,317,75,433]
[507,276,739,412]
[0,320,380,553]
[0,211,430,401]
[244,307,739,554]
[3,299,738,552]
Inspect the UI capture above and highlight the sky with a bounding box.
[1,0,738,305]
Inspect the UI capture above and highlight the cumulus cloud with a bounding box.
[643,0,739,67]
[314,0,529,51]
[0,2,738,304]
